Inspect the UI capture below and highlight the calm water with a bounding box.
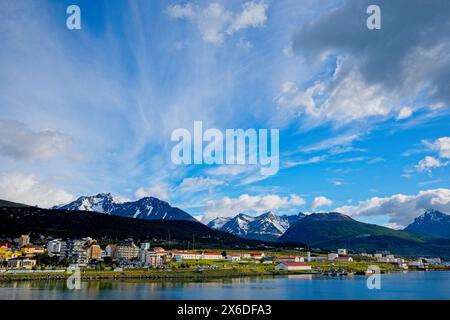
[1,272,450,300]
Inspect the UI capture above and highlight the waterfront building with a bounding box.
[46,239,67,258]
[67,239,89,266]
[117,241,139,260]
[106,244,119,259]
[20,244,45,258]
[225,254,241,262]
[327,253,339,261]
[170,251,224,260]
[275,262,312,271]
[7,258,37,270]
[278,256,302,263]
[334,257,353,262]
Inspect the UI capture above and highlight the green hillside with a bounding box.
[280,212,450,258]
[0,206,272,249]
[0,199,30,208]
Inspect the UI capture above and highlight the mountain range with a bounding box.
[0,205,271,248]
[56,193,196,222]
[208,212,305,241]
[405,209,450,239]
[4,194,450,257]
[279,211,450,258]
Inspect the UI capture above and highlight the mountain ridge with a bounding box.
[56,193,196,222]
[208,212,305,241]
[405,209,450,239]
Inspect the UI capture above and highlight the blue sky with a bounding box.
[1,0,450,228]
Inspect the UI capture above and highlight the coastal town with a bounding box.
[1,235,448,279]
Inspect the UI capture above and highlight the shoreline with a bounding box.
[0,270,316,282]
[3,268,449,283]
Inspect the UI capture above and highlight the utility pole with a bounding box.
[192,233,195,251]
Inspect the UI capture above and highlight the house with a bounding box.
[250,252,265,260]
[424,258,442,265]
[236,252,251,259]
[7,258,37,270]
[153,247,166,253]
[21,244,45,257]
[327,253,339,261]
[275,262,312,271]
[86,244,102,261]
[334,257,353,262]
[143,251,164,267]
[106,244,119,259]
[0,245,21,262]
[278,256,302,263]
[337,249,348,255]
[225,255,241,262]
[14,235,30,248]
[170,251,224,261]
[261,257,275,264]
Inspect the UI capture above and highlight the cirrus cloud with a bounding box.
[166,1,268,44]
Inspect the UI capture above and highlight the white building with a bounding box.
[143,251,164,267]
[225,255,241,262]
[275,262,312,271]
[46,239,67,258]
[334,257,353,262]
[171,251,224,261]
[327,253,339,261]
[139,242,151,262]
[337,249,348,255]
[278,256,303,263]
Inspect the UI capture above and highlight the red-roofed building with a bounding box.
[170,251,224,260]
[334,257,353,262]
[275,262,312,271]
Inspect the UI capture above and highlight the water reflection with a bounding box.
[1,272,450,300]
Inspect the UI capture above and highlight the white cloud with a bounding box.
[414,137,450,174]
[430,137,450,159]
[335,188,450,227]
[227,1,268,34]
[276,61,396,128]
[0,119,69,161]
[285,155,327,168]
[0,173,74,208]
[166,3,195,18]
[202,193,305,222]
[396,107,413,120]
[135,184,171,201]
[166,1,268,44]
[415,156,444,173]
[311,196,333,210]
[178,176,225,193]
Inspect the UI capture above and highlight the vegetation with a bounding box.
[0,206,276,248]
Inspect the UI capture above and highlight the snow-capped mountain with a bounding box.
[56,193,122,213]
[405,209,450,239]
[55,193,196,221]
[207,212,305,241]
[207,216,232,230]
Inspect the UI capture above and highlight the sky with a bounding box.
[1,0,450,228]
